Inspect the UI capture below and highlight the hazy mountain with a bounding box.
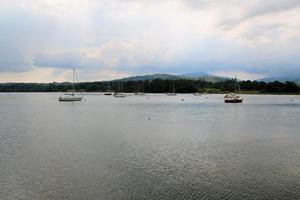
[180,72,229,82]
[179,72,209,78]
[117,73,229,83]
[119,74,181,81]
[258,77,300,84]
[198,75,229,83]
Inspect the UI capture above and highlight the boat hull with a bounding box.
[114,94,126,98]
[135,92,145,96]
[166,93,177,96]
[224,99,243,103]
[59,97,83,101]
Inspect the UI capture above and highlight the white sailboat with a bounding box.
[193,83,202,96]
[104,82,113,95]
[135,81,145,95]
[114,81,126,98]
[224,75,243,103]
[166,84,177,96]
[58,68,83,102]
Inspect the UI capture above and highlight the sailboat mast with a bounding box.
[72,68,75,95]
[107,82,110,91]
[235,75,241,94]
[234,75,236,93]
[237,78,241,94]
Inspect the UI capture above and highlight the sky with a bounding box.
[0,0,300,82]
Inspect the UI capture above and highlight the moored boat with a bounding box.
[59,95,83,101]
[166,93,177,96]
[193,93,201,96]
[114,81,126,98]
[59,68,83,102]
[104,82,113,95]
[224,75,243,103]
[135,92,145,96]
[224,93,243,103]
[114,93,126,98]
[135,82,146,95]
[166,84,177,96]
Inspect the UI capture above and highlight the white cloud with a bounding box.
[0,0,300,82]
[210,71,266,80]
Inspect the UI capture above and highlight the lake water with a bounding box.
[1,93,300,200]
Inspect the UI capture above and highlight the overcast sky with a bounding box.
[0,0,299,82]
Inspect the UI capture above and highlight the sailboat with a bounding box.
[166,84,177,96]
[59,68,83,102]
[104,82,113,95]
[224,75,243,103]
[135,81,145,95]
[114,81,126,98]
[193,82,202,96]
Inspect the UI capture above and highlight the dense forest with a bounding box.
[0,79,299,94]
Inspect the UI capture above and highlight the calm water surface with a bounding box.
[0,93,300,200]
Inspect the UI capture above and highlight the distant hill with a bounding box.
[258,77,300,85]
[179,72,209,78]
[181,72,229,82]
[119,74,181,81]
[197,75,229,83]
[1,77,298,93]
[118,73,229,83]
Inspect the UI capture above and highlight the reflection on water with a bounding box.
[0,93,300,199]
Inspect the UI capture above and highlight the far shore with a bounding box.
[0,92,300,95]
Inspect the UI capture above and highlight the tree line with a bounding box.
[0,79,299,94]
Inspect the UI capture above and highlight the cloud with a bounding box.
[210,71,266,81]
[34,51,100,69]
[0,0,300,82]
[241,0,300,21]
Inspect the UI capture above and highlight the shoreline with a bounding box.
[0,92,299,95]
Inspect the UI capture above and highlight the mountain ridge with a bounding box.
[118,73,300,85]
[258,77,300,85]
[118,73,229,83]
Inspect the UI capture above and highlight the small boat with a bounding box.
[59,95,83,101]
[224,93,243,103]
[166,93,177,96]
[135,92,145,96]
[135,82,146,95]
[114,93,126,98]
[59,68,83,102]
[194,83,202,96]
[224,75,243,103]
[166,84,177,96]
[114,81,126,98]
[104,82,113,95]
